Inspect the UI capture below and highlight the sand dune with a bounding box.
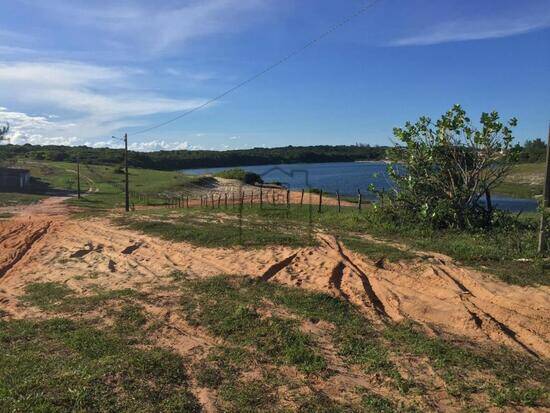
[0,197,548,359]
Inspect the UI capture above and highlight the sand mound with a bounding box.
[0,198,548,358]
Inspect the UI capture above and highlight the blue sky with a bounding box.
[0,0,549,151]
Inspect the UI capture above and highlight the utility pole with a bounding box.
[124,133,130,212]
[538,123,550,254]
[76,156,81,199]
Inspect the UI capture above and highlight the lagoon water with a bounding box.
[181,161,538,213]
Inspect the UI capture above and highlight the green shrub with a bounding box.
[215,168,263,185]
[376,105,518,229]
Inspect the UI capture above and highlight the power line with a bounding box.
[133,0,382,136]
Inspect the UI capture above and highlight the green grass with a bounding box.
[180,276,327,374]
[177,275,549,411]
[179,275,418,411]
[495,162,545,198]
[0,318,200,412]
[11,277,550,411]
[2,159,207,211]
[214,168,262,185]
[126,204,548,286]
[384,322,550,407]
[180,277,413,396]
[494,181,542,199]
[21,282,73,310]
[340,236,416,262]
[278,207,548,285]
[22,282,143,314]
[114,207,315,248]
[0,192,45,207]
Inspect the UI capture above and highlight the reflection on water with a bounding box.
[181,161,538,213]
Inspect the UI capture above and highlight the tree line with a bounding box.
[0,144,388,170]
[0,137,545,172]
[515,138,547,163]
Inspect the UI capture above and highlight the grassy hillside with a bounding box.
[495,163,545,198]
[0,160,203,210]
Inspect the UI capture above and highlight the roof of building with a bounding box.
[0,167,31,174]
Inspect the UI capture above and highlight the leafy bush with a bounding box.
[215,168,263,185]
[375,105,518,229]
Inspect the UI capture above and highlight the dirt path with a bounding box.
[0,197,549,359]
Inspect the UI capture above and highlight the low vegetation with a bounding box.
[0,143,388,170]
[7,277,548,412]
[0,318,200,412]
[114,208,314,248]
[119,205,548,286]
[0,160,206,211]
[379,105,518,229]
[495,162,545,198]
[0,192,44,207]
[214,168,263,185]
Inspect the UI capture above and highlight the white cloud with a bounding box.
[229,136,239,140]
[390,11,550,46]
[0,61,205,139]
[0,106,202,152]
[29,0,273,56]
[0,107,75,145]
[128,140,189,152]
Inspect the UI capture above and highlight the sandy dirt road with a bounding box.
[0,197,549,360]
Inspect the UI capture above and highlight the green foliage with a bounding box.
[0,318,200,412]
[0,143,388,169]
[517,138,547,163]
[214,168,263,185]
[380,105,518,229]
[340,236,415,262]
[21,282,72,310]
[0,160,204,210]
[384,322,549,407]
[22,282,142,313]
[114,209,314,248]
[8,274,549,410]
[180,276,327,374]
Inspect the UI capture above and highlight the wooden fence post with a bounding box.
[186,196,189,208]
[318,189,323,213]
[300,188,304,206]
[538,122,550,253]
[260,187,263,209]
[211,193,215,208]
[272,190,275,205]
[218,194,221,208]
[337,190,341,213]
[224,193,228,208]
[357,189,362,211]
[232,192,235,207]
[286,189,290,208]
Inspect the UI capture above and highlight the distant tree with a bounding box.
[377,105,517,229]
[214,168,263,185]
[519,138,546,163]
[0,123,8,141]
